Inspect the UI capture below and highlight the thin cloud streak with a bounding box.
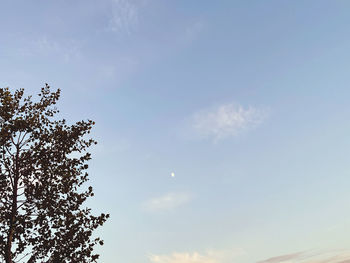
[258,250,350,263]
[257,251,306,263]
[143,192,192,212]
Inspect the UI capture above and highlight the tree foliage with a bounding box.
[0,85,109,263]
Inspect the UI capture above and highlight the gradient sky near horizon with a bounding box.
[1,1,350,262]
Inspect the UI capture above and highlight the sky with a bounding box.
[1,1,350,262]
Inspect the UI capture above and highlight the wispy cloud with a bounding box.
[18,36,81,62]
[108,0,139,34]
[143,192,192,212]
[258,250,350,263]
[182,21,204,44]
[149,249,246,263]
[192,103,268,141]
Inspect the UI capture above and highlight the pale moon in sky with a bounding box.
[171,172,175,177]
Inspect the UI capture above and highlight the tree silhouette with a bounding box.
[0,85,109,263]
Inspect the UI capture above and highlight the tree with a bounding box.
[0,85,109,263]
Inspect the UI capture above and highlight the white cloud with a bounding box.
[149,249,246,263]
[143,192,192,212]
[108,0,139,34]
[192,103,268,141]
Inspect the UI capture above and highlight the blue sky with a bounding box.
[2,1,350,262]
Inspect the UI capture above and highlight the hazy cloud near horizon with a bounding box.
[149,248,246,263]
[148,249,350,263]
